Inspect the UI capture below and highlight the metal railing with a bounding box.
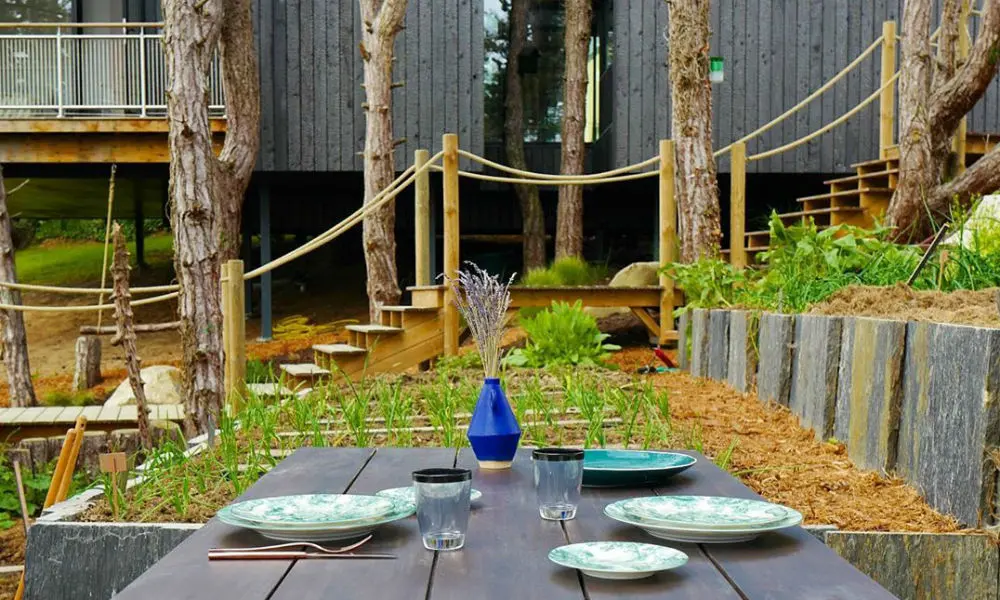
[0,22,224,118]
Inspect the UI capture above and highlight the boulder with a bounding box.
[586,261,659,320]
[104,365,183,406]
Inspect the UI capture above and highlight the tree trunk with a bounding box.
[505,0,546,271]
[111,223,152,451]
[72,336,101,391]
[163,0,259,434]
[887,0,935,240]
[555,0,591,259]
[0,166,36,407]
[359,0,408,322]
[666,0,720,262]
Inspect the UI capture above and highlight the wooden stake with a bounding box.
[414,149,431,287]
[221,261,232,404]
[99,452,128,521]
[43,428,76,508]
[658,139,677,343]
[442,134,460,357]
[12,461,29,537]
[879,20,897,158]
[730,141,747,269]
[55,417,86,503]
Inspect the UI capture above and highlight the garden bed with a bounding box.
[810,283,1000,327]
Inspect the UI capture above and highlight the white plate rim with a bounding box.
[547,541,689,574]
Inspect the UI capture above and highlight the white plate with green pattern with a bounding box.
[217,498,415,542]
[620,496,793,530]
[548,542,688,580]
[604,501,802,543]
[227,494,396,529]
[376,486,482,509]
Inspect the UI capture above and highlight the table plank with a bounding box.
[115,447,374,600]
[565,480,742,599]
[271,447,455,600]
[656,455,896,600]
[430,448,585,600]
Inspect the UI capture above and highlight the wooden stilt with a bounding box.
[442,134,460,357]
[730,141,747,269]
[223,259,246,411]
[879,20,896,158]
[414,149,431,287]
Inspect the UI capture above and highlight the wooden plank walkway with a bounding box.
[0,404,187,442]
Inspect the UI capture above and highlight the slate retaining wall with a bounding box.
[687,310,1000,529]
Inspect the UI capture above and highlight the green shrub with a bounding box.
[42,390,98,407]
[521,257,606,287]
[32,219,165,244]
[505,300,620,368]
[0,454,89,529]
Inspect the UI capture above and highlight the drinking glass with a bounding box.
[533,448,584,520]
[412,468,472,551]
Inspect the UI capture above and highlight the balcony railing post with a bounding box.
[55,26,64,117]
[139,26,147,116]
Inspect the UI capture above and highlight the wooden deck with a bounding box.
[0,404,186,441]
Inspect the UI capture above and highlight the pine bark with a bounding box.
[555,0,591,259]
[359,0,408,322]
[111,223,152,451]
[0,166,36,407]
[504,0,546,271]
[163,0,260,434]
[667,0,721,262]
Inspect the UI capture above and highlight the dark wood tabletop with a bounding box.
[115,447,896,600]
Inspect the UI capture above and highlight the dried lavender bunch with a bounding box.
[448,262,515,378]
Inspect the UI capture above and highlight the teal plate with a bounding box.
[583,450,696,488]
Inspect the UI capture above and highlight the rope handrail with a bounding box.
[440,165,660,185]
[0,290,179,313]
[0,281,179,295]
[457,149,660,181]
[243,152,444,280]
[748,71,900,161]
[714,34,885,158]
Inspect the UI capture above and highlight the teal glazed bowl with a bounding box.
[582,450,697,488]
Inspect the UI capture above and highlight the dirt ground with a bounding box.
[810,283,1000,327]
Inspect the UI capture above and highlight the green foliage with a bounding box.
[16,233,173,285]
[32,219,165,244]
[41,390,99,407]
[505,301,620,368]
[0,455,88,529]
[521,257,607,287]
[245,359,278,384]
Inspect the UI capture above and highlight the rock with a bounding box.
[756,313,794,406]
[826,531,999,600]
[104,365,182,406]
[707,310,730,381]
[727,310,758,393]
[789,314,843,441]
[689,309,710,377]
[834,317,906,472]
[586,261,659,319]
[898,321,1000,526]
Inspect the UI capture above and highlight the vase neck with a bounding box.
[483,377,501,384]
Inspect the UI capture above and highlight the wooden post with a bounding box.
[658,140,677,343]
[223,259,246,410]
[730,141,747,269]
[414,149,431,286]
[221,261,232,404]
[879,20,897,158]
[55,417,86,503]
[43,428,76,508]
[72,335,101,391]
[442,134,460,357]
[955,2,971,174]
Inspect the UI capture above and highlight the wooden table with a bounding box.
[116,448,895,599]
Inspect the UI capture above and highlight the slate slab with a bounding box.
[789,315,842,441]
[756,313,795,406]
[707,310,730,381]
[690,309,710,377]
[25,521,200,600]
[678,311,690,371]
[834,317,906,472]
[898,321,1000,526]
[826,532,1000,600]
[727,310,758,393]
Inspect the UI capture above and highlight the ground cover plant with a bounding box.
[505,300,621,368]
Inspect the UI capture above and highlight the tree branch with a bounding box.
[216,0,261,185]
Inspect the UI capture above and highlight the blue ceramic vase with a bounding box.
[467,378,521,469]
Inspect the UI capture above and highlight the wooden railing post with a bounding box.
[730,142,747,269]
[222,259,246,410]
[414,149,431,286]
[955,2,971,173]
[658,139,676,343]
[442,134,460,357]
[879,20,897,158]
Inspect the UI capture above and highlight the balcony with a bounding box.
[0,22,226,163]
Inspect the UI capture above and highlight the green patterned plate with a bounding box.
[217,498,415,542]
[228,494,395,528]
[604,501,803,543]
[582,450,696,487]
[548,542,688,580]
[620,496,792,530]
[376,486,482,508]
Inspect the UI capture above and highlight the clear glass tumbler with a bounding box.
[533,448,584,520]
[412,468,472,551]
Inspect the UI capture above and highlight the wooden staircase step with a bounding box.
[313,343,366,355]
[406,285,446,308]
[851,156,898,170]
[797,187,893,203]
[824,169,898,186]
[345,324,404,334]
[780,206,863,220]
[380,305,439,313]
[279,363,331,378]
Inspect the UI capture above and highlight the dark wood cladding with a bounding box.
[251,0,484,172]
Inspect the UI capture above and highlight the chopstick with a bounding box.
[208,550,396,560]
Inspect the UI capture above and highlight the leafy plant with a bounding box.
[505,301,620,368]
[521,256,607,287]
[0,455,88,528]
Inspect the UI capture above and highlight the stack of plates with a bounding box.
[605,495,803,543]
[217,494,414,542]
